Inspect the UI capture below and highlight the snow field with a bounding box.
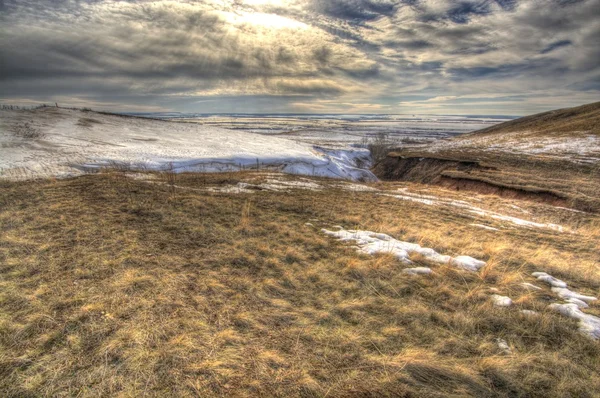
[0,109,375,181]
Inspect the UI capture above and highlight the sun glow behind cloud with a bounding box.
[0,0,599,114]
[238,0,289,5]
[225,11,308,29]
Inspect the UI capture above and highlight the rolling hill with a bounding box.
[375,102,600,212]
[464,101,600,137]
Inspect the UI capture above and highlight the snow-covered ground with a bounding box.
[322,227,486,271]
[423,130,600,163]
[149,113,507,148]
[533,271,600,339]
[0,108,375,180]
[380,188,566,232]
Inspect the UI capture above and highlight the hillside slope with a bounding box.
[375,102,600,212]
[421,101,600,162]
[1,170,599,396]
[464,101,600,137]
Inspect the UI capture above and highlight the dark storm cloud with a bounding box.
[567,80,600,91]
[0,0,599,114]
[0,1,372,96]
[554,0,586,5]
[446,1,492,24]
[383,39,432,50]
[450,45,495,55]
[541,40,573,54]
[448,64,526,80]
[415,1,490,23]
[313,0,398,21]
[418,61,443,72]
[448,59,573,82]
[493,0,517,11]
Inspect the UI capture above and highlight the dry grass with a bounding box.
[1,171,599,397]
[380,103,600,212]
[468,101,600,137]
[379,148,600,212]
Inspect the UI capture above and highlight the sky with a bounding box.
[0,0,598,115]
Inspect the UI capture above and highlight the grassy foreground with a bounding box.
[1,171,599,397]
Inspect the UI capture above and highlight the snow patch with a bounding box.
[533,271,600,339]
[470,223,500,231]
[564,298,590,309]
[521,282,542,291]
[423,131,600,164]
[403,267,433,275]
[551,287,597,304]
[381,193,438,206]
[207,183,257,194]
[532,272,567,288]
[381,190,566,232]
[496,338,512,354]
[548,303,600,340]
[321,228,486,271]
[491,294,513,307]
[468,208,565,232]
[520,310,539,316]
[509,204,529,214]
[339,183,379,192]
[124,172,157,181]
[451,256,487,271]
[260,178,322,191]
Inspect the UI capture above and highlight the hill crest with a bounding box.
[467,101,600,137]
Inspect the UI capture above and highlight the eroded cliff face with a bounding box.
[372,155,593,210]
[435,176,568,206]
[373,156,480,183]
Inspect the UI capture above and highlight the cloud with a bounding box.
[540,40,573,54]
[446,2,493,24]
[0,0,598,114]
[311,0,398,21]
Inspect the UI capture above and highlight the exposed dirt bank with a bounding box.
[373,155,595,211]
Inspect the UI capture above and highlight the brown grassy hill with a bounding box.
[374,102,600,212]
[464,101,600,137]
[1,170,599,397]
